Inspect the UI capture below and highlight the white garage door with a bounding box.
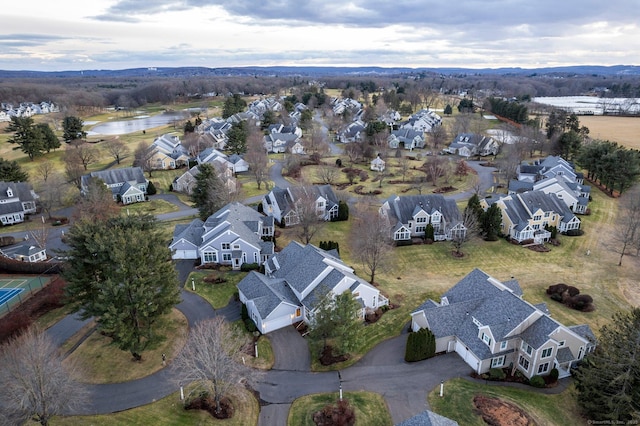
[264,314,293,333]
[173,249,197,259]
[455,341,480,372]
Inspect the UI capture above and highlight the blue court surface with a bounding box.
[0,288,24,305]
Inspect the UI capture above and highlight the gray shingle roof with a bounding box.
[384,194,462,226]
[172,219,204,245]
[82,167,146,187]
[415,268,575,362]
[396,410,459,426]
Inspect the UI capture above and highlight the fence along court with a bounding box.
[0,276,50,318]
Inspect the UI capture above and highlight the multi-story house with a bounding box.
[379,194,466,242]
[486,191,581,243]
[411,268,596,379]
[0,182,38,225]
[237,241,388,333]
[170,202,274,269]
[261,185,339,226]
[80,167,148,205]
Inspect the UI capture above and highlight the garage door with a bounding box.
[173,249,197,259]
[264,314,294,333]
[455,341,480,372]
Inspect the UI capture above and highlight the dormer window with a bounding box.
[481,332,492,346]
[416,216,427,223]
[6,188,13,197]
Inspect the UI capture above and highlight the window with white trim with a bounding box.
[222,253,232,261]
[491,356,505,368]
[537,362,550,374]
[500,341,508,350]
[541,348,553,358]
[481,332,492,346]
[203,251,217,263]
[521,341,533,356]
[221,243,230,250]
[518,355,530,371]
[416,216,427,223]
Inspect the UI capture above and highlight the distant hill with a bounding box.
[0,65,639,79]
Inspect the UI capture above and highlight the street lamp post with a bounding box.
[440,380,444,397]
[191,277,195,291]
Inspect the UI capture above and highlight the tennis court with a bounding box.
[0,276,50,317]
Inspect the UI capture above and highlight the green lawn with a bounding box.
[185,270,247,309]
[52,387,259,426]
[427,378,583,426]
[288,391,392,426]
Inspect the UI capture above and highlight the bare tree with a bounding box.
[496,143,523,184]
[0,327,87,426]
[429,124,448,152]
[344,142,362,164]
[133,141,155,177]
[318,164,339,185]
[423,156,446,186]
[613,187,640,266]
[76,177,120,222]
[36,172,68,219]
[67,140,98,170]
[245,129,269,190]
[34,159,55,183]
[103,138,130,165]
[451,203,480,257]
[350,203,394,283]
[171,317,255,417]
[291,185,325,244]
[63,152,84,190]
[396,156,411,182]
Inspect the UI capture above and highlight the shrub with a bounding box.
[146,180,157,195]
[240,263,260,272]
[564,229,584,236]
[566,286,580,297]
[546,283,568,295]
[549,368,559,383]
[404,328,435,362]
[425,223,435,241]
[488,368,506,380]
[244,318,258,333]
[313,399,355,426]
[241,304,249,321]
[529,375,546,388]
[567,294,594,311]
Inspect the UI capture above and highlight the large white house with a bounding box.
[411,269,596,379]
[237,241,388,333]
[262,185,340,226]
[0,182,38,226]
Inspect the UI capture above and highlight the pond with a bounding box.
[86,111,190,135]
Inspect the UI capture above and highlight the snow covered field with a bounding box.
[533,96,640,115]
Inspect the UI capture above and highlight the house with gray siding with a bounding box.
[262,185,339,226]
[380,194,466,242]
[0,182,38,226]
[80,167,148,205]
[170,202,274,269]
[411,269,596,379]
[237,241,388,333]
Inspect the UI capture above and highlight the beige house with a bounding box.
[411,269,596,379]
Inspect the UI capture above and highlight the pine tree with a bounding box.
[63,214,181,361]
[574,308,640,422]
[481,203,503,241]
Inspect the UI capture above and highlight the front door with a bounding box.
[233,257,241,270]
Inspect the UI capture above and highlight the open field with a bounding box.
[578,115,640,149]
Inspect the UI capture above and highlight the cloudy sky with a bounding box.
[1,0,639,71]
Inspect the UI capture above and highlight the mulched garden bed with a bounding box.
[319,345,349,366]
[185,395,234,420]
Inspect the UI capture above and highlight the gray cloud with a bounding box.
[0,34,68,47]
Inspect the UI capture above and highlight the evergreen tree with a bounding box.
[62,116,86,142]
[222,94,246,119]
[191,163,229,220]
[63,214,180,361]
[425,223,435,241]
[35,123,61,152]
[6,116,45,160]
[337,200,349,221]
[226,121,248,155]
[575,308,640,422]
[0,158,29,182]
[183,120,195,134]
[309,290,361,358]
[480,203,503,241]
[444,104,453,115]
[466,193,484,222]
